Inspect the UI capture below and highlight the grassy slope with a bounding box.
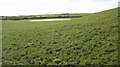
[2,8,118,65]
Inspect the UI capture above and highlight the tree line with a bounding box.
[1,14,82,20]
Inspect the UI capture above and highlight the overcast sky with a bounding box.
[0,0,119,16]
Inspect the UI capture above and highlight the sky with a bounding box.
[0,0,119,16]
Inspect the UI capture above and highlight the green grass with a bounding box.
[2,8,118,65]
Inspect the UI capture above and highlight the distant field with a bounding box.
[2,8,118,65]
[1,13,88,20]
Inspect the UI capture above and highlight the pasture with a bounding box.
[2,8,118,65]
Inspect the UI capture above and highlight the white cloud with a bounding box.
[0,0,119,16]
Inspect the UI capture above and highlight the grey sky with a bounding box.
[0,0,119,16]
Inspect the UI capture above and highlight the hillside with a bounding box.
[2,8,118,65]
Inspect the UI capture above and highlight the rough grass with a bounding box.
[2,8,118,65]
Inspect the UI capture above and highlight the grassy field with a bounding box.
[2,8,118,65]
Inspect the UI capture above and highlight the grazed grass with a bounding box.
[2,8,118,65]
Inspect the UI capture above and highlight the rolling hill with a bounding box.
[2,8,118,65]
